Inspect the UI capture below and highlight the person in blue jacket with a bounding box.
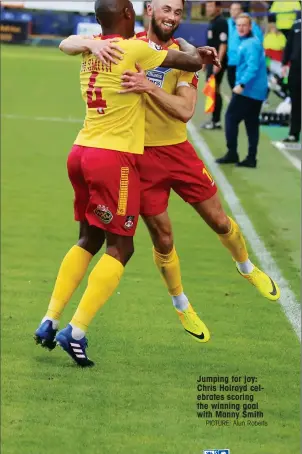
[216,13,268,168]
[227,2,264,89]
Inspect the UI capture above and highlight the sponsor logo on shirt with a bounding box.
[146,67,172,88]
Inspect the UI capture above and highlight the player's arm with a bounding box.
[59,35,124,64]
[59,35,93,55]
[147,84,197,123]
[162,40,220,71]
[134,39,220,74]
[120,64,197,123]
[177,38,220,66]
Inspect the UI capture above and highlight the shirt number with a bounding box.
[86,71,107,114]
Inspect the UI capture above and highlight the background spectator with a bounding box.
[269,1,301,38]
[264,22,287,101]
[201,1,228,130]
[227,1,263,89]
[143,1,149,31]
[216,13,268,168]
[281,12,301,143]
[264,22,287,63]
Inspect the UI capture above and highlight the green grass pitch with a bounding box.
[1,45,300,454]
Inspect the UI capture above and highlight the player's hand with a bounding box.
[197,46,221,67]
[233,85,244,95]
[119,63,154,94]
[88,38,124,65]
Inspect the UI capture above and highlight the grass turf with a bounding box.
[1,45,300,454]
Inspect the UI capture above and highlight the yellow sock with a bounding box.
[218,217,248,262]
[153,246,183,296]
[46,245,92,321]
[70,253,124,331]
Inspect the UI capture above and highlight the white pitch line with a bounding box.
[2,113,82,123]
[272,141,301,172]
[187,121,301,342]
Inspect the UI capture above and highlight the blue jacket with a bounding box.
[227,17,264,66]
[236,35,268,101]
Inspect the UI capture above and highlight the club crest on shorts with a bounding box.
[124,215,135,230]
[94,205,113,224]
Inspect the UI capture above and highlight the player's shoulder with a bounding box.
[132,30,149,45]
[128,36,167,53]
[169,38,180,50]
[123,37,147,54]
[134,31,170,50]
[135,31,147,40]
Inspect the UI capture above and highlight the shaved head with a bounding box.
[94,0,135,38]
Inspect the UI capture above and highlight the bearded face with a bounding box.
[150,2,183,42]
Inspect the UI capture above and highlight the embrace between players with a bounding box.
[34,0,280,368]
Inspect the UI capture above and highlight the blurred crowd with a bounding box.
[201,1,301,167]
[142,1,301,166]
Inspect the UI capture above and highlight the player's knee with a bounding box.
[78,223,105,255]
[122,242,135,264]
[106,240,134,266]
[78,235,104,256]
[211,214,230,235]
[154,231,174,255]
